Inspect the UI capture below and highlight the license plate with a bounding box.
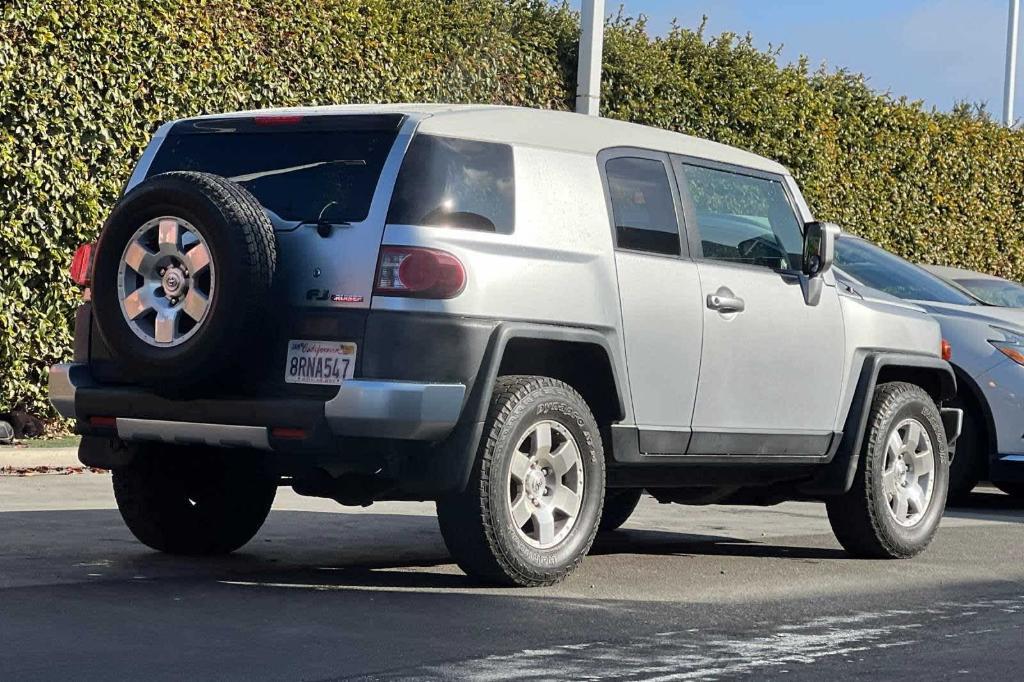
[284,340,357,385]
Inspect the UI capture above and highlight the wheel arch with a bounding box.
[496,336,624,426]
[801,352,956,496]
[423,323,626,495]
[949,364,996,477]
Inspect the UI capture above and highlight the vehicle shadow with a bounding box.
[590,529,848,561]
[946,487,1024,524]
[1,508,853,593]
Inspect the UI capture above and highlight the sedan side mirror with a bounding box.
[802,221,840,277]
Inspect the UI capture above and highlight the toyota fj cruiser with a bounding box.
[51,105,962,586]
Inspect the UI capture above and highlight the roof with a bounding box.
[922,264,1008,283]
[182,104,790,175]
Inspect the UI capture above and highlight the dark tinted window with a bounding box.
[954,278,1024,307]
[683,164,802,270]
[387,135,515,232]
[148,126,397,224]
[605,157,681,256]
[835,237,977,305]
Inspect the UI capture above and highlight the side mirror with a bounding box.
[802,221,840,277]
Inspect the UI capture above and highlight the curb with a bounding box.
[0,446,82,471]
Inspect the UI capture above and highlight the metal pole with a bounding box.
[1004,0,1020,126]
[576,0,605,116]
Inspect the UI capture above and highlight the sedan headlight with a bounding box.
[989,326,1024,366]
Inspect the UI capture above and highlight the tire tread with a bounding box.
[437,375,605,587]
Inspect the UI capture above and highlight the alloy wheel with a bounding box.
[116,216,215,347]
[506,420,585,549]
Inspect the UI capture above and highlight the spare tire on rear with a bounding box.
[91,171,276,391]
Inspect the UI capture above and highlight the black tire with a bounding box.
[112,444,278,555]
[599,488,643,532]
[826,382,949,559]
[993,481,1024,498]
[91,171,276,390]
[947,404,981,502]
[436,376,606,587]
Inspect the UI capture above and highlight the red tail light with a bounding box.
[941,339,953,361]
[253,115,304,125]
[374,246,466,299]
[70,243,95,287]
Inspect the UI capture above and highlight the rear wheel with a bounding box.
[112,444,278,555]
[827,382,948,559]
[436,376,605,586]
[599,488,643,532]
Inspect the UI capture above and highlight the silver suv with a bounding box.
[51,105,963,586]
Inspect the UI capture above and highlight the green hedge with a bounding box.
[2,0,1023,414]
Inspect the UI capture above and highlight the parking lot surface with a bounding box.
[1,471,1021,680]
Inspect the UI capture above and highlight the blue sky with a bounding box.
[565,0,1022,117]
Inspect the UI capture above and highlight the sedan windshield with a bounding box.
[835,237,978,305]
[954,277,1024,307]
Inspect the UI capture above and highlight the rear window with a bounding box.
[147,116,401,224]
[386,134,515,232]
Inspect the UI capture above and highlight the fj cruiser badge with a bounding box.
[305,288,363,303]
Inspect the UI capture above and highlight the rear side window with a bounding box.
[148,117,400,224]
[387,135,515,232]
[682,164,803,270]
[605,157,681,256]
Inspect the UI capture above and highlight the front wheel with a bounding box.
[113,443,278,555]
[827,382,949,559]
[436,376,606,586]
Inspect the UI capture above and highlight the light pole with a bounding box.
[1004,0,1020,127]
[576,0,605,116]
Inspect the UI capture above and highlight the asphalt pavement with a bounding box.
[0,470,1021,680]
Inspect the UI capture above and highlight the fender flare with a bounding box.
[421,322,626,495]
[801,352,957,496]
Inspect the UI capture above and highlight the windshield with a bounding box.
[835,237,978,305]
[954,277,1024,307]
[147,120,399,224]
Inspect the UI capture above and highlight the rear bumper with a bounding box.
[49,363,466,449]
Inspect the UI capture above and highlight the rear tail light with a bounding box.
[374,246,466,299]
[941,339,952,361]
[70,243,95,287]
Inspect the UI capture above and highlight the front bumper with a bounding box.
[49,363,466,450]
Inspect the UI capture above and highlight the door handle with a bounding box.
[707,290,745,313]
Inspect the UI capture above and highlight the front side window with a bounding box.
[835,237,977,305]
[605,157,681,256]
[682,164,803,270]
[387,134,514,232]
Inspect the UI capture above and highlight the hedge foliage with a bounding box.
[2,0,1023,413]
